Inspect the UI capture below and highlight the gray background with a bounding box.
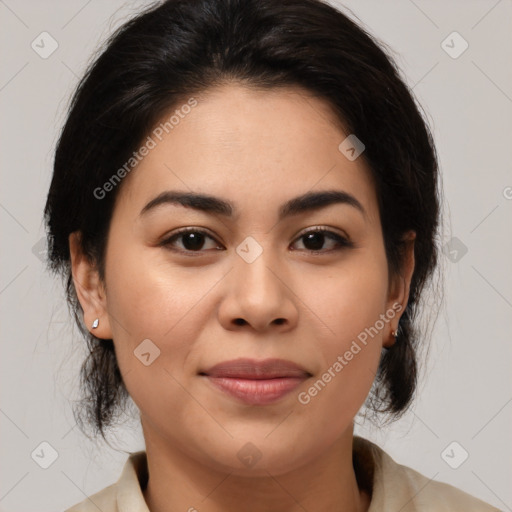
[1,0,511,510]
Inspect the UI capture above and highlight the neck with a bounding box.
[141,422,370,512]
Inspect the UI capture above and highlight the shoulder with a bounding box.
[390,459,501,511]
[353,436,501,511]
[64,483,117,512]
[64,451,149,512]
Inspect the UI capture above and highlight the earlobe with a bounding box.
[68,231,113,339]
[384,230,416,347]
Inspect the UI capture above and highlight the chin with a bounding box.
[186,431,323,478]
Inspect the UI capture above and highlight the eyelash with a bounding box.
[159,227,354,256]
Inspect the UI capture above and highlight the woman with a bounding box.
[44,0,500,510]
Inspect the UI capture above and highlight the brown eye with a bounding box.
[291,228,353,253]
[160,228,222,253]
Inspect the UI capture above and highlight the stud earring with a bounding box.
[92,318,99,329]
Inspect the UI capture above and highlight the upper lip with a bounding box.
[200,358,311,379]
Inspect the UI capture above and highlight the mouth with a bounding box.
[199,358,312,405]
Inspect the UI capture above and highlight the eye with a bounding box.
[159,226,353,256]
[291,227,353,253]
[159,228,222,254]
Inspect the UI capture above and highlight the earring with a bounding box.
[391,329,398,337]
[91,318,99,329]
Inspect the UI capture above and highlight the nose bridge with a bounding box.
[233,234,280,294]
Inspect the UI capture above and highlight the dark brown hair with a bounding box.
[44,0,441,441]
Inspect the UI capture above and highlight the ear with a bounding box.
[384,230,416,348]
[69,231,113,339]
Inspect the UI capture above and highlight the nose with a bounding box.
[217,243,299,333]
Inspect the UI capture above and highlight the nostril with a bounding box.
[232,318,285,326]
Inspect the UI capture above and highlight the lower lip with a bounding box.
[204,376,307,405]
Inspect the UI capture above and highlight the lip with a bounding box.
[199,358,311,405]
[201,358,311,379]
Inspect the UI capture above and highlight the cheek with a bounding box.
[294,266,387,424]
[292,248,389,406]
[297,248,389,344]
[106,239,217,332]
[102,247,217,422]
[103,242,224,375]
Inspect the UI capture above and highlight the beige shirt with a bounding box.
[65,436,500,511]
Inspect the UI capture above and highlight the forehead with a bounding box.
[114,83,380,226]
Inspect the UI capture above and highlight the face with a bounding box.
[71,83,413,476]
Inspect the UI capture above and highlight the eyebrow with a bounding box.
[139,189,366,221]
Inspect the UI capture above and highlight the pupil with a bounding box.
[183,232,204,251]
[304,232,324,251]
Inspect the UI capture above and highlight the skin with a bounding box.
[69,83,415,512]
